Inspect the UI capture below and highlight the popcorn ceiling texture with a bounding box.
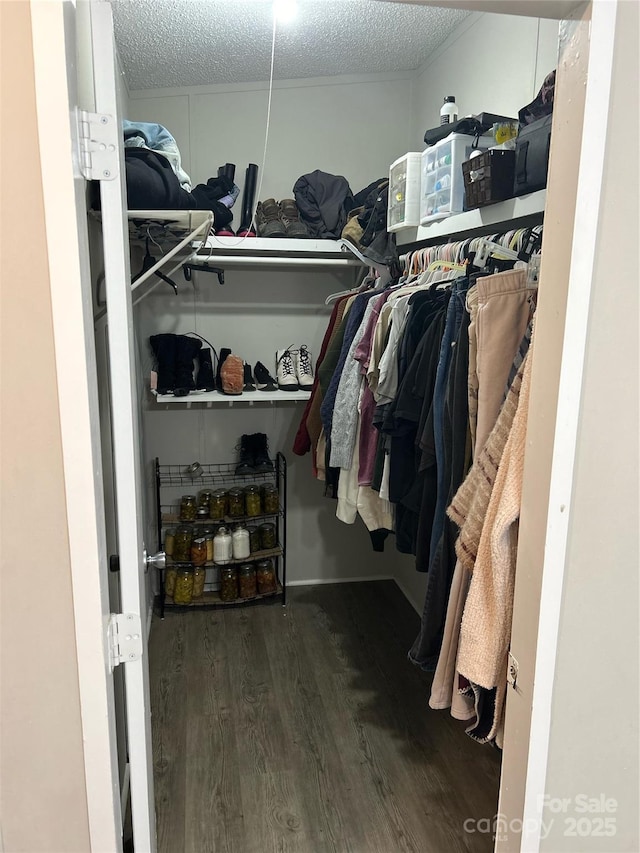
[110,0,468,91]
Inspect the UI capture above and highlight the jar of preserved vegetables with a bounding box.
[163,527,176,558]
[190,537,207,566]
[209,489,228,520]
[199,526,215,562]
[258,522,277,550]
[220,566,238,602]
[261,483,279,514]
[257,559,277,595]
[179,494,197,522]
[228,488,244,518]
[164,566,177,597]
[192,565,206,598]
[173,525,193,562]
[247,525,261,554]
[238,564,257,599]
[232,525,251,560]
[173,566,194,604]
[244,485,262,517]
[198,489,214,507]
[213,526,232,564]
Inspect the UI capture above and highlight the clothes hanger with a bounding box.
[183,261,225,285]
[132,236,179,294]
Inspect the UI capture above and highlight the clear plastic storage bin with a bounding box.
[387,152,422,231]
[420,133,495,224]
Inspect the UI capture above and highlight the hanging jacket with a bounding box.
[293,170,354,238]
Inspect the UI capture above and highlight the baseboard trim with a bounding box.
[286,575,394,587]
[392,577,423,616]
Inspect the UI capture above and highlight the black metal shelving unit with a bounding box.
[154,453,287,616]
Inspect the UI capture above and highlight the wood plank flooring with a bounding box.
[149,581,501,853]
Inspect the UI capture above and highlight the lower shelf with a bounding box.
[160,582,283,610]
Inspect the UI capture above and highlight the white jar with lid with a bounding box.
[232,525,251,561]
[440,95,458,125]
[213,526,232,564]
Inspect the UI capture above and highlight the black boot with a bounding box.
[235,434,256,476]
[174,336,202,397]
[218,163,236,182]
[237,163,258,237]
[195,347,216,392]
[216,348,231,390]
[150,333,177,394]
[243,363,256,392]
[252,432,273,473]
[254,360,277,392]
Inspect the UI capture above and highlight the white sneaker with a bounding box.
[276,348,299,391]
[294,344,314,391]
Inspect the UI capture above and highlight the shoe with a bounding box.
[215,226,236,237]
[149,333,177,394]
[293,344,314,391]
[279,199,308,239]
[220,354,244,395]
[235,433,256,475]
[243,363,256,392]
[254,361,277,392]
[252,432,274,473]
[237,163,258,237]
[174,336,202,397]
[276,348,299,391]
[256,199,286,238]
[195,347,216,392]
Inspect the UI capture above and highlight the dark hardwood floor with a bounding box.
[149,581,501,853]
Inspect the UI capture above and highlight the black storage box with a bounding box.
[462,149,516,209]
[513,114,552,196]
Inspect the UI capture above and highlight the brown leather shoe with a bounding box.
[256,198,286,238]
[279,199,309,238]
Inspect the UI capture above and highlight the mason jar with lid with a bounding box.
[209,489,228,520]
[164,566,177,597]
[228,488,244,518]
[199,526,215,562]
[173,566,194,604]
[258,522,277,550]
[198,489,214,507]
[232,524,251,560]
[238,564,257,599]
[173,525,193,562]
[220,566,238,602]
[192,565,206,598]
[163,527,176,558]
[247,525,261,554]
[196,505,209,523]
[213,526,232,564]
[244,485,262,517]
[179,494,197,522]
[257,558,277,595]
[190,537,207,566]
[261,482,279,514]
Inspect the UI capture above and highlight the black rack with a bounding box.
[154,453,287,615]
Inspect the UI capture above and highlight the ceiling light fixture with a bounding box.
[273,0,297,24]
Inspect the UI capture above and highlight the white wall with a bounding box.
[409,12,559,149]
[128,72,413,203]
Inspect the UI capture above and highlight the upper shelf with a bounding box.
[396,190,546,248]
[191,235,366,268]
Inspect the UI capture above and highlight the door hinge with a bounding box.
[507,652,519,691]
[77,109,118,181]
[108,613,143,670]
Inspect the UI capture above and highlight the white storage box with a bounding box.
[420,133,495,224]
[387,152,422,231]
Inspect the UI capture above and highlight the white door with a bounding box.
[84,2,157,850]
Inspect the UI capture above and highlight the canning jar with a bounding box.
[258,522,277,550]
[199,526,215,562]
[213,526,232,564]
[244,485,262,517]
[257,559,277,595]
[198,489,214,507]
[164,566,177,597]
[247,525,261,554]
[209,489,228,520]
[192,565,206,598]
[173,525,193,562]
[238,564,257,599]
[196,505,209,522]
[173,566,194,604]
[261,483,279,514]
[190,537,207,566]
[232,525,251,561]
[220,566,238,602]
[228,488,244,518]
[179,495,197,522]
[163,527,176,558]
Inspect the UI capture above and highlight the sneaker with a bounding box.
[293,344,314,390]
[256,199,286,238]
[276,348,299,391]
[279,199,308,239]
[254,361,278,392]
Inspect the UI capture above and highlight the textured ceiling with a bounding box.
[110,0,469,91]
